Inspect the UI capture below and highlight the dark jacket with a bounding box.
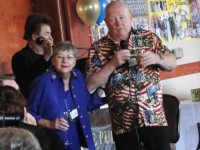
[11,45,50,98]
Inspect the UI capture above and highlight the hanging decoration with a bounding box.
[76,0,101,26]
[96,0,108,25]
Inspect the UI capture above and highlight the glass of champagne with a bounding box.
[60,111,72,146]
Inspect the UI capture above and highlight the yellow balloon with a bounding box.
[76,0,100,26]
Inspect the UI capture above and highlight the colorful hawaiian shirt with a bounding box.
[86,28,172,135]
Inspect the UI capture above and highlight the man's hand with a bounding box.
[43,38,54,61]
[141,51,160,68]
[110,50,131,68]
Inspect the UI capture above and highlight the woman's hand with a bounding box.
[47,118,69,131]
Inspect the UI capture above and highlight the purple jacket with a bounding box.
[27,68,105,150]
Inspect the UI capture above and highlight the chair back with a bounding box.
[196,122,200,150]
[163,94,180,143]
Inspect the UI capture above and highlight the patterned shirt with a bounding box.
[87,28,172,135]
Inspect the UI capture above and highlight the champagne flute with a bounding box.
[60,111,72,146]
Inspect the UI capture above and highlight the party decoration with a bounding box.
[76,0,100,26]
[96,0,108,25]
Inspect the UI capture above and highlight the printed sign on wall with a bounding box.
[92,0,200,43]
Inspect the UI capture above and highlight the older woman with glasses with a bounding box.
[27,41,105,150]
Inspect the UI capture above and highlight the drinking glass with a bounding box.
[60,111,72,146]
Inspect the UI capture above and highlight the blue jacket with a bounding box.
[27,68,105,150]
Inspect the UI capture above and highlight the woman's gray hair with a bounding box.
[53,41,77,57]
[0,127,41,150]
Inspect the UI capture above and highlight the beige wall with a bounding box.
[162,39,200,101]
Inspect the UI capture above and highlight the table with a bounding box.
[176,101,200,150]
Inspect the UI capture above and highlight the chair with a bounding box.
[196,122,200,150]
[163,94,180,143]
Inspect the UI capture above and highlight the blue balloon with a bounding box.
[96,0,108,25]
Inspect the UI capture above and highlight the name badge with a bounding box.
[69,108,78,120]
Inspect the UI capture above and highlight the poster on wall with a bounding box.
[91,0,200,43]
[149,0,192,42]
[127,0,150,31]
[189,0,200,36]
[191,88,200,101]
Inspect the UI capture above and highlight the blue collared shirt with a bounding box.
[27,68,105,150]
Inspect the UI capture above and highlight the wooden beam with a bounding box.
[160,61,200,80]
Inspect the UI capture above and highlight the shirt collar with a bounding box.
[106,28,137,47]
[50,67,77,81]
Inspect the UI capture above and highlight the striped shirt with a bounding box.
[87,28,172,135]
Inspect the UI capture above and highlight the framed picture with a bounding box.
[191,88,200,101]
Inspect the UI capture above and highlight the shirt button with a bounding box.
[86,135,88,138]
[82,125,85,128]
[73,95,76,98]
[80,115,83,118]
[72,86,74,89]
[77,106,80,108]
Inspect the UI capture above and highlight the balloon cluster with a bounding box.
[76,0,108,26]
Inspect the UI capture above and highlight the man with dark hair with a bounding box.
[11,13,54,98]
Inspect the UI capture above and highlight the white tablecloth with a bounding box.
[176,102,200,150]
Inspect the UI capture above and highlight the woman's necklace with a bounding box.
[63,79,69,91]
[63,80,68,84]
